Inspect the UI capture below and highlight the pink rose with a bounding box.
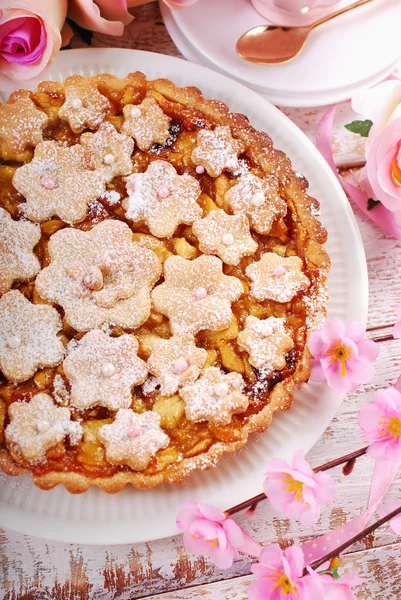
[162,0,199,8]
[68,0,134,36]
[0,1,68,93]
[352,81,401,219]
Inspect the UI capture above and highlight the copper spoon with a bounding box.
[236,0,374,65]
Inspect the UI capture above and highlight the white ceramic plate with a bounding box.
[0,49,368,545]
[162,0,401,107]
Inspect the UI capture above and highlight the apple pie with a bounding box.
[0,72,329,493]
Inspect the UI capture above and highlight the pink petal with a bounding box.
[176,500,202,529]
[248,579,273,600]
[313,471,337,503]
[217,526,227,552]
[223,519,244,548]
[307,330,327,358]
[321,317,346,343]
[325,364,355,393]
[291,449,313,476]
[208,541,236,569]
[393,320,401,339]
[367,439,401,461]
[309,359,326,382]
[344,321,365,342]
[183,530,210,556]
[356,338,379,361]
[68,0,126,36]
[284,545,305,580]
[395,375,401,393]
[237,529,263,558]
[266,458,292,474]
[96,0,134,24]
[188,519,219,543]
[396,301,401,319]
[258,543,283,569]
[346,357,375,385]
[198,503,226,523]
[358,402,384,436]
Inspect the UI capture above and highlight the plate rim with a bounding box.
[0,48,368,545]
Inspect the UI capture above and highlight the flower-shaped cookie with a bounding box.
[58,75,111,133]
[98,408,170,471]
[148,335,208,396]
[191,126,246,177]
[246,252,310,303]
[122,97,171,151]
[237,316,294,371]
[151,255,243,336]
[0,291,65,383]
[80,122,134,182]
[12,141,105,224]
[35,220,161,332]
[0,96,49,152]
[180,367,249,426]
[5,393,82,463]
[64,330,148,411]
[224,172,287,234]
[192,209,257,266]
[0,208,41,295]
[124,160,202,237]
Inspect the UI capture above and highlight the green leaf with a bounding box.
[367,198,381,211]
[345,120,373,137]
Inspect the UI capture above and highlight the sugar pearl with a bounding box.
[194,286,207,300]
[195,165,205,174]
[102,362,116,377]
[36,419,50,434]
[130,106,141,118]
[252,192,265,207]
[157,186,170,199]
[127,426,141,438]
[103,153,115,165]
[222,233,234,246]
[214,382,229,397]
[42,177,56,190]
[71,98,82,109]
[7,335,21,349]
[174,357,189,374]
[273,265,286,277]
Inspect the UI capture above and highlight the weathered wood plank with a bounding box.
[142,543,401,600]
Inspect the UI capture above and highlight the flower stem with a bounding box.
[303,504,401,576]
[225,446,368,517]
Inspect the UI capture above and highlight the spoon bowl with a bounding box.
[236,25,310,65]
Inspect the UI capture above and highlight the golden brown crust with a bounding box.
[0,71,329,493]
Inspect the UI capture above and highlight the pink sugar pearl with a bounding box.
[157,186,170,199]
[42,177,56,190]
[195,165,205,174]
[127,426,141,439]
[194,286,207,300]
[174,357,189,374]
[273,265,286,277]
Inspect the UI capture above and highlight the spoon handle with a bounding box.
[311,0,374,29]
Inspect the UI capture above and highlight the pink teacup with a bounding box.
[250,0,342,26]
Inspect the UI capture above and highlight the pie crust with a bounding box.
[0,72,329,493]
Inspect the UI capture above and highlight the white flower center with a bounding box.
[36,419,50,434]
[214,382,229,397]
[130,106,141,118]
[103,153,115,165]
[71,98,82,109]
[102,362,116,377]
[174,357,189,374]
[252,192,265,207]
[222,233,234,246]
[7,335,21,349]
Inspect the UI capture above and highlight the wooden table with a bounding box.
[2,5,401,599]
